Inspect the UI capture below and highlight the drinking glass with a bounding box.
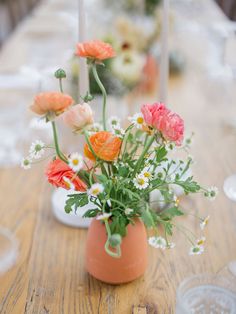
[0,227,18,274]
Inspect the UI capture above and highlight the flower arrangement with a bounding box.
[22,40,217,259]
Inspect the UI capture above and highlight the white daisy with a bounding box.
[128,113,145,129]
[88,123,103,134]
[140,167,152,180]
[205,186,218,201]
[88,183,104,197]
[111,125,125,139]
[68,153,83,172]
[196,236,206,246]
[189,245,204,255]
[133,175,149,190]
[166,242,175,249]
[96,213,112,221]
[63,176,75,190]
[29,140,45,159]
[108,116,121,129]
[200,215,210,230]
[148,236,167,249]
[125,208,133,215]
[21,157,32,170]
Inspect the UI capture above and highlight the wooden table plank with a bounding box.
[0,0,236,313]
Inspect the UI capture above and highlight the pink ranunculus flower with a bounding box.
[141,102,184,146]
[76,40,116,61]
[31,92,74,115]
[141,102,167,127]
[160,111,184,146]
[62,103,94,131]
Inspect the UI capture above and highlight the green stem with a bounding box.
[92,64,107,130]
[59,78,63,93]
[104,220,121,258]
[84,130,99,160]
[133,135,155,177]
[51,121,67,163]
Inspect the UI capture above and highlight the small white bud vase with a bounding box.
[51,188,92,228]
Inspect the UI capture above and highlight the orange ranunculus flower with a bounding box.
[76,40,116,61]
[31,92,74,115]
[45,158,87,192]
[84,131,122,162]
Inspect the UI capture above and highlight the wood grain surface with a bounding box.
[0,1,236,313]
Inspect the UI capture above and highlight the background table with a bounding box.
[0,0,236,313]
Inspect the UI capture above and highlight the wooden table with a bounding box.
[1,1,236,313]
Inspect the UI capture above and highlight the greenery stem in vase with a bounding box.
[91,63,107,130]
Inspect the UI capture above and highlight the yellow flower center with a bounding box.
[197,239,205,246]
[137,117,144,124]
[72,159,79,166]
[92,188,100,195]
[64,180,71,189]
[138,178,145,185]
[144,172,151,178]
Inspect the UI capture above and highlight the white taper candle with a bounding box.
[78,0,89,100]
[159,0,169,104]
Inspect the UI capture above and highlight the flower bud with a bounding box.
[109,234,122,248]
[54,68,66,79]
[83,92,94,102]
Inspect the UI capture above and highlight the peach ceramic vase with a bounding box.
[85,218,148,284]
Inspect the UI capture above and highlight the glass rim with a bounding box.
[176,272,236,312]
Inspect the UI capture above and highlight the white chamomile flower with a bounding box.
[68,153,83,172]
[133,175,149,190]
[140,167,152,180]
[183,133,194,148]
[88,183,104,197]
[29,140,45,159]
[111,125,125,138]
[96,213,112,221]
[166,242,175,249]
[189,245,204,255]
[148,236,167,250]
[21,157,32,170]
[200,215,210,230]
[205,186,218,201]
[128,113,144,129]
[196,236,206,246]
[108,116,120,129]
[63,176,75,190]
[125,208,133,215]
[88,123,103,134]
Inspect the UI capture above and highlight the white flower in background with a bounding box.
[88,183,104,197]
[140,167,152,180]
[21,157,32,170]
[68,153,83,172]
[125,208,133,215]
[196,236,206,246]
[200,215,210,230]
[205,186,218,201]
[108,116,121,129]
[189,245,204,255]
[63,176,75,190]
[148,236,167,249]
[111,51,145,85]
[133,175,149,190]
[29,140,45,159]
[88,122,103,134]
[166,242,176,249]
[129,113,145,129]
[96,213,112,221]
[111,125,125,139]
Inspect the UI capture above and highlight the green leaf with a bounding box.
[118,166,129,177]
[141,209,155,228]
[83,209,99,218]
[161,206,184,219]
[165,222,173,236]
[96,174,108,184]
[110,216,127,237]
[175,177,200,193]
[155,146,168,163]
